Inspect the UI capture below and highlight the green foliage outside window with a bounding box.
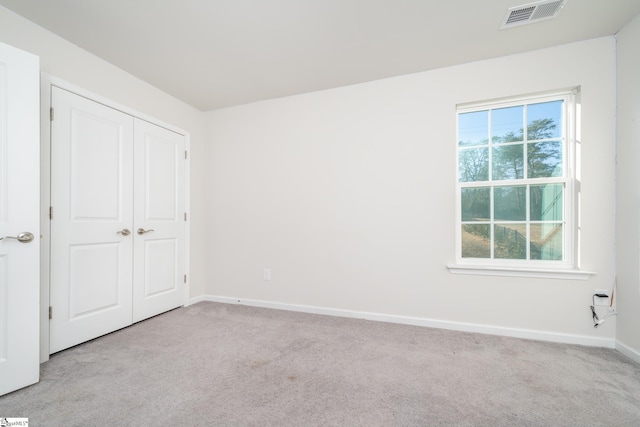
[458,99,566,261]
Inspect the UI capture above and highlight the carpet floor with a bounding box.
[1,301,639,426]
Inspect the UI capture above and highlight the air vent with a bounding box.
[500,0,566,29]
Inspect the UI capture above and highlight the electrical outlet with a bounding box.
[593,289,610,306]
[263,269,271,281]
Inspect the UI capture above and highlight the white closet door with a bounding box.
[49,87,134,354]
[132,119,185,322]
[0,42,40,396]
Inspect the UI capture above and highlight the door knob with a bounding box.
[0,231,35,243]
[117,228,131,236]
[137,228,155,235]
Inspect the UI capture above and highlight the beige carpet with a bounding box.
[1,301,639,426]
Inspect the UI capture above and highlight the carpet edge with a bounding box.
[190,294,616,349]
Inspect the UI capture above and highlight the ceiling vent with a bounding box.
[500,0,566,29]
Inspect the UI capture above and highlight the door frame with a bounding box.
[40,74,191,362]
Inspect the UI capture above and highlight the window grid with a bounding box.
[457,91,573,264]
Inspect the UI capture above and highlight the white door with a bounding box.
[0,42,40,395]
[132,119,185,322]
[49,87,134,354]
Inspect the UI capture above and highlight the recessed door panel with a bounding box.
[70,111,124,220]
[145,135,178,221]
[69,244,121,318]
[143,239,177,297]
[50,86,134,354]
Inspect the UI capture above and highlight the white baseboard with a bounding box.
[190,295,616,349]
[186,294,209,305]
[616,340,640,364]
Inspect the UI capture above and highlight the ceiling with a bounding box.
[1,0,639,111]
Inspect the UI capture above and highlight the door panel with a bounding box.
[144,239,177,296]
[70,110,124,220]
[69,243,121,318]
[133,119,185,322]
[146,136,179,220]
[0,42,40,396]
[49,87,134,354]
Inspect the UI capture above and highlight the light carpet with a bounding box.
[1,301,639,426]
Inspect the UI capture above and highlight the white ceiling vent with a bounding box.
[500,0,566,29]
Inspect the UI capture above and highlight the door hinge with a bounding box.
[184,212,187,221]
[50,107,54,121]
[49,206,53,220]
[185,150,188,160]
[49,306,53,319]
[184,274,187,284]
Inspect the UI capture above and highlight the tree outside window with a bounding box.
[457,96,569,262]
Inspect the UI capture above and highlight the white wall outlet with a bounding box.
[263,269,271,281]
[593,289,610,306]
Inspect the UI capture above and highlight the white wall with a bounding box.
[1,4,623,347]
[0,7,207,298]
[205,37,617,344]
[616,14,640,360]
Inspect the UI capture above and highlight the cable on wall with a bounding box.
[590,278,618,328]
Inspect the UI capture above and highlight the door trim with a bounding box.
[40,74,191,362]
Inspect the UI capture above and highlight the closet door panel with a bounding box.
[143,239,177,296]
[68,243,121,317]
[133,119,185,322]
[49,87,134,354]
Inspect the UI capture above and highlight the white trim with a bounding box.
[616,340,640,364]
[187,294,208,306]
[192,295,615,348]
[183,134,191,308]
[43,74,186,136]
[39,73,51,363]
[457,88,579,112]
[455,89,579,268]
[447,263,595,280]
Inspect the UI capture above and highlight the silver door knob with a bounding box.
[117,228,131,236]
[137,228,155,235]
[0,231,35,243]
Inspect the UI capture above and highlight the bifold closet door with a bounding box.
[49,87,134,354]
[132,119,185,323]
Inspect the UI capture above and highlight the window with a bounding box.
[455,90,577,270]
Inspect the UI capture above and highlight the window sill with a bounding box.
[446,264,595,280]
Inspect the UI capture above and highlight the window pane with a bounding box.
[459,148,489,182]
[492,106,523,143]
[461,188,490,221]
[531,223,563,260]
[458,111,488,147]
[527,140,562,178]
[527,101,562,140]
[530,184,563,221]
[457,94,571,264]
[492,144,524,180]
[494,186,526,221]
[462,225,490,258]
[494,223,526,259]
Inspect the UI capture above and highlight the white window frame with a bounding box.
[448,89,593,280]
